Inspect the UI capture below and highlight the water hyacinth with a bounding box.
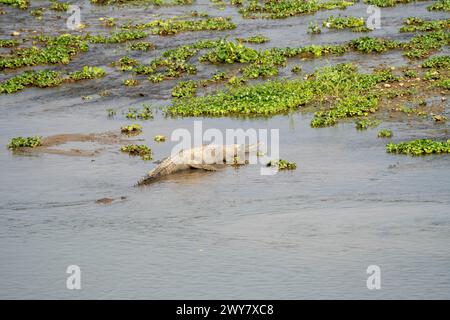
[7,136,42,149]
[386,139,450,156]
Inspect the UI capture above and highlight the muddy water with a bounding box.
[1,1,450,299]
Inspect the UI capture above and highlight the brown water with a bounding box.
[0,1,449,299]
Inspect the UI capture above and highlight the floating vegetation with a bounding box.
[403,69,417,78]
[172,80,197,98]
[199,39,258,64]
[121,144,152,160]
[0,39,19,47]
[355,118,380,130]
[238,0,355,19]
[68,66,106,81]
[0,0,29,9]
[400,18,450,33]
[291,65,302,73]
[122,17,236,36]
[427,0,450,12]
[403,31,450,59]
[421,55,450,69]
[307,22,321,34]
[123,78,139,86]
[267,159,297,170]
[126,105,153,120]
[121,124,142,135]
[386,139,450,156]
[0,66,105,94]
[236,35,270,43]
[30,7,45,19]
[7,136,42,149]
[129,41,155,51]
[99,17,117,27]
[166,64,387,119]
[364,0,415,7]
[49,1,69,11]
[323,15,371,32]
[154,135,166,142]
[350,37,401,53]
[106,108,116,117]
[0,34,88,70]
[91,0,192,5]
[88,30,148,44]
[378,129,393,138]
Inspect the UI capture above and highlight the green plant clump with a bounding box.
[0,0,29,9]
[427,0,450,12]
[126,105,153,120]
[68,66,106,81]
[121,144,152,160]
[121,124,142,134]
[386,139,450,155]
[267,159,297,170]
[172,80,197,98]
[236,35,270,43]
[7,136,42,149]
[378,129,393,138]
[154,135,166,142]
[355,118,380,130]
[0,39,19,47]
[129,41,155,51]
[421,55,450,69]
[323,15,371,32]
[400,17,450,33]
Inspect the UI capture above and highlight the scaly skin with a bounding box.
[137,144,258,185]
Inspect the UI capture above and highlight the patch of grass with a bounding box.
[400,17,450,33]
[122,17,236,35]
[378,129,393,138]
[323,15,371,32]
[267,159,297,170]
[387,139,450,155]
[7,136,41,149]
[121,144,152,160]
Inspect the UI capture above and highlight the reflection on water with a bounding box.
[0,1,449,299]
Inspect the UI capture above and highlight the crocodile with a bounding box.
[137,143,259,185]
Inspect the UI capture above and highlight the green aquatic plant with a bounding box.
[172,80,197,98]
[100,17,117,27]
[199,39,258,64]
[91,0,192,4]
[49,1,69,11]
[386,139,450,156]
[436,79,450,89]
[121,124,142,134]
[266,159,297,170]
[427,0,450,12]
[0,39,19,47]
[7,136,42,149]
[236,35,270,43]
[88,30,148,44]
[421,55,450,69]
[154,135,166,142]
[123,78,139,86]
[106,108,116,117]
[238,0,355,19]
[400,18,450,33]
[323,15,370,32]
[403,69,417,78]
[0,34,89,70]
[68,66,106,81]
[30,7,45,19]
[291,65,302,73]
[121,144,152,160]
[122,17,236,35]
[378,129,393,138]
[129,41,155,51]
[403,31,450,59]
[126,104,153,120]
[350,37,401,53]
[364,0,414,7]
[355,118,380,130]
[0,0,29,9]
[307,22,321,34]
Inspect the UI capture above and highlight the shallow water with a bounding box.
[0,1,449,299]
